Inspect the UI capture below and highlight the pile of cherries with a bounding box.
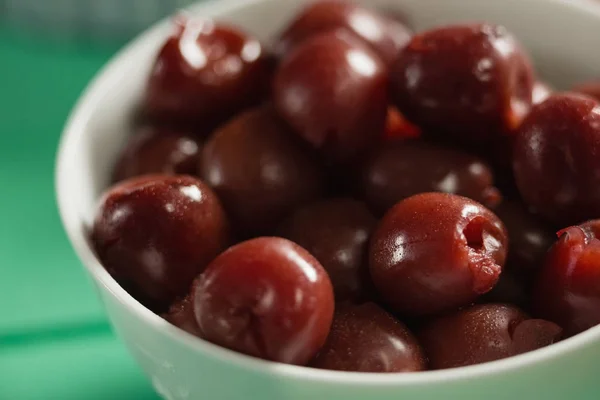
[91,0,600,372]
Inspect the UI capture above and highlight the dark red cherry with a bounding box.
[276,0,412,66]
[513,93,600,225]
[420,304,562,369]
[91,175,230,310]
[112,127,201,183]
[144,16,271,133]
[359,140,501,215]
[370,193,507,316]
[391,24,534,142]
[310,303,426,372]
[273,30,389,163]
[533,220,600,336]
[192,237,334,365]
[278,198,377,302]
[200,106,324,236]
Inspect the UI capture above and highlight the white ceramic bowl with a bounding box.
[56,0,600,399]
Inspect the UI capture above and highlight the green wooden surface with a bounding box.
[0,25,159,399]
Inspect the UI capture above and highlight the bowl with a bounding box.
[56,0,600,399]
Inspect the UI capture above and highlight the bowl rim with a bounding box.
[56,0,600,387]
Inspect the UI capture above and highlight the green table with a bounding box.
[0,26,159,400]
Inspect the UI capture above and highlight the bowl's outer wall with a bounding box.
[102,283,600,400]
[57,0,600,399]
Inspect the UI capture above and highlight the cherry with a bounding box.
[533,220,600,336]
[192,237,334,365]
[310,303,426,372]
[200,106,324,236]
[359,140,501,215]
[370,193,507,316]
[513,93,600,225]
[420,303,562,369]
[144,16,271,133]
[112,127,201,183]
[273,30,389,163]
[275,0,412,66]
[278,198,377,302]
[91,175,230,310]
[391,24,534,142]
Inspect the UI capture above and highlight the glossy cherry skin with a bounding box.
[200,106,324,236]
[275,0,412,66]
[420,304,562,369]
[112,127,201,183]
[192,237,334,365]
[278,198,377,302]
[391,24,534,142]
[359,140,501,215]
[533,220,600,336]
[572,81,600,101]
[310,303,426,372]
[370,193,508,316]
[273,30,389,163]
[144,17,271,133]
[513,93,600,225]
[91,175,230,310]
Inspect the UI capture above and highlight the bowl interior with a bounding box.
[56,0,600,383]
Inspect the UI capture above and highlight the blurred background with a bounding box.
[0,1,200,399]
